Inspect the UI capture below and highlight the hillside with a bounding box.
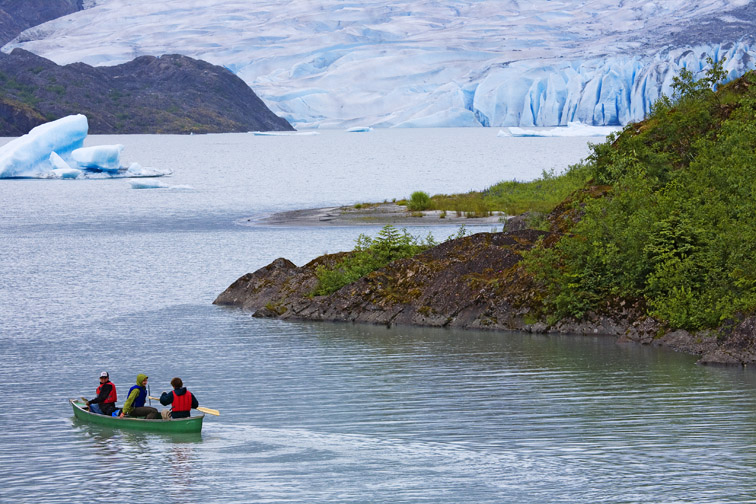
[0,0,82,45]
[0,49,293,135]
[215,66,756,365]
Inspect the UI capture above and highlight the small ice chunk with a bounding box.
[50,167,82,179]
[49,153,82,178]
[130,180,169,189]
[125,162,172,178]
[347,126,373,132]
[50,151,74,170]
[506,122,621,137]
[252,131,319,136]
[71,144,124,171]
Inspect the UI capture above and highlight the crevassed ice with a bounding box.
[4,0,755,128]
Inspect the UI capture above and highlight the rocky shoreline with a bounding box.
[217,208,756,366]
[245,203,504,227]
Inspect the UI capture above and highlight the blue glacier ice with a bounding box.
[71,144,124,171]
[499,122,622,138]
[4,0,756,129]
[0,115,170,179]
[49,151,82,178]
[0,114,87,178]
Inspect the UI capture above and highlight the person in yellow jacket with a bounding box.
[119,373,158,419]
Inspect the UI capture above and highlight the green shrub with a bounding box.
[524,59,756,330]
[407,191,432,211]
[312,225,436,296]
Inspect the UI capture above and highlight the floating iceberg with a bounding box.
[346,126,373,133]
[499,122,622,138]
[130,180,193,190]
[130,180,169,189]
[49,151,82,178]
[71,144,124,171]
[0,115,169,179]
[0,115,87,178]
[252,131,320,136]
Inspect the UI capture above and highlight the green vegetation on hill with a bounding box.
[401,160,592,219]
[425,166,592,217]
[313,225,440,296]
[525,58,756,330]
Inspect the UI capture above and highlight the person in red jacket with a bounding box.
[88,371,117,416]
[159,377,198,419]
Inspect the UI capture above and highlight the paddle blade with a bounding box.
[197,406,220,416]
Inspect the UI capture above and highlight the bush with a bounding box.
[524,61,756,330]
[312,225,436,296]
[407,191,432,211]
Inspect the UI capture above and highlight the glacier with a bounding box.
[4,0,756,129]
[0,114,169,179]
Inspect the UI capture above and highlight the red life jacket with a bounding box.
[172,390,193,412]
[97,382,117,404]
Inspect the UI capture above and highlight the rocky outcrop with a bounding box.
[215,227,756,366]
[0,49,294,134]
[216,230,545,328]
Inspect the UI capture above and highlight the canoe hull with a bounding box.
[70,399,203,434]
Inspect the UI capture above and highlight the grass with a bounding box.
[405,163,592,217]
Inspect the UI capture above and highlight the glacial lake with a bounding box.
[2,128,756,503]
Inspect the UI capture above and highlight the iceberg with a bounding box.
[129,180,193,190]
[502,122,623,138]
[252,131,320,136]
[346,126,373,133]
[71,144,124,171]
[0,114,87,178]
[130,180,169,189]
[49,151,82,178]
[0,115,169,179]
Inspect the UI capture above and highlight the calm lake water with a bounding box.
[2,129,756,503]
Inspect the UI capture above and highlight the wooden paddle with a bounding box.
[148,396,220,416]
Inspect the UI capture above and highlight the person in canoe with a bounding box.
[119,373,159,419]
[159,377,198,419]
[87,371,117,416]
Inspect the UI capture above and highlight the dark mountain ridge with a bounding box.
[0,0,83,45]
[0,49,293,135]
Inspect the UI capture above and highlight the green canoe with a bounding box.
[70,399,204,434]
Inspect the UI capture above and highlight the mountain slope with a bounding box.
[0,0,82,45]
[4,0,756,128]
[0,49,293,135]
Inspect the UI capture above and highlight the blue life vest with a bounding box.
[127,385,147,408]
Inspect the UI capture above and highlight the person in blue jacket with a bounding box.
[159,377,198,419]
[119,373,158,419]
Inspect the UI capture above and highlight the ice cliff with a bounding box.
[4,0,756,128]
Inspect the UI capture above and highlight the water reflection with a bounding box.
[71,417,203,446]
